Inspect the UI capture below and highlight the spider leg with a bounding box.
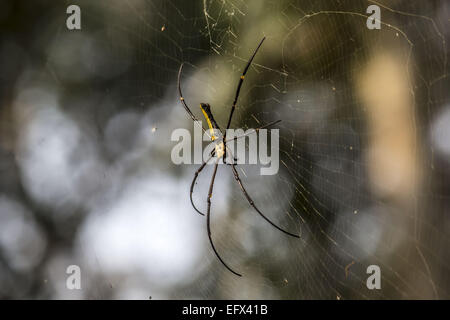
[206,159,242,277]
[230,163,300,238]
[223,37,266,162]
[223,120,281,166]
[225,37,266,132]
[223,119,282,166]
[224,120,281,144]
[225,157,238,166]
[177,63,210,138]
[190,154,214,216]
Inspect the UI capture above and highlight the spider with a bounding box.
[177,37,299,277]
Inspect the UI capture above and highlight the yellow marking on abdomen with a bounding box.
[200,104,216,141]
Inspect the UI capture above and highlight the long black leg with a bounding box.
[224,119,281,144]
[230,164,299,238]
[223,37,266,161]
[177,63,209,136]
[207,159,242,277]
[222,119,281,165]
[225,37,266,132]
[190,154,214,216]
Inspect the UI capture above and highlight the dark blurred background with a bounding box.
[0,0,449,299]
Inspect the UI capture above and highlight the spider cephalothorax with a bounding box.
[177,37,299,277]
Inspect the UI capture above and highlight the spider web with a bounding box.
[154,0,448,299]
[5,0,449,299]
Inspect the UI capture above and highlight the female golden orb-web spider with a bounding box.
[177,37,299,276]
